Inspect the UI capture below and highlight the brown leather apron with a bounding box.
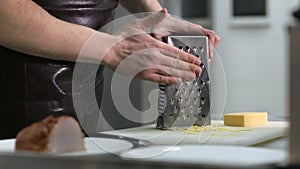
[0,0,119,139]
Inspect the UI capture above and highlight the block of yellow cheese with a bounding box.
[224,112,268,127]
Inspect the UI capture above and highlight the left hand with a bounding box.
[151,9,221,60]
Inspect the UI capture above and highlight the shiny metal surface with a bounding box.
[89,133,153,148]
[156,36,210,129]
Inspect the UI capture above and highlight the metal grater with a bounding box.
[156,36,211,130]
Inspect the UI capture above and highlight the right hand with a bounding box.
[103,9,202,84]
[151,9,221,61]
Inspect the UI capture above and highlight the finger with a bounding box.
[157,41,201,65]
[201,28,220,60]
[136,69,179,84]
[215,35,221,46]
[159,50,202,74]
[150,74,179,84]
[149,32,166,41]
[139,9,168,29]
[157,55,202,75]
[209,41,214,60]
[155,65,197,80]
[207,35,216,60]
[157,55,189,70]
[208,35,221,60]
[201,28,216,44]
[162,8,168,14]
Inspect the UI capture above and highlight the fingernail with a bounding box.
[196,58,201,65]
[197,71,202,77]
[196,67,202,75]
[175,78,182,84]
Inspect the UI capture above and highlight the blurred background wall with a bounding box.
[212,0,298,120]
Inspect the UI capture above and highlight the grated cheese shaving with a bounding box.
[171,125,252,134]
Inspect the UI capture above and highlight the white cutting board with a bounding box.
[102,121,288,146]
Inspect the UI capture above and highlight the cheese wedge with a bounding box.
[224,112,268,127]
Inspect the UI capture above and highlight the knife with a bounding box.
[87,132,152,148]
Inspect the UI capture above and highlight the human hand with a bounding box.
[151,10,221,61]
[103,10,202,84]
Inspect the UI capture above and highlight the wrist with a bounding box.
[78,32,121,65]
[100,34,123,67]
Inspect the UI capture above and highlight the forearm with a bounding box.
[119,0,163,13]
[0,0,115,62]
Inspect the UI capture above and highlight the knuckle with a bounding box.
[208,30,216,36]
[187,54,194,62]
[140,70,148,77]
[152,41,161,49]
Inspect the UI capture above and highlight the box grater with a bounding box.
[156,36,211,130]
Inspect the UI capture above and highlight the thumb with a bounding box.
[139,8,168,29]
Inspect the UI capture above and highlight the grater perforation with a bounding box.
[156,36,211,130]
